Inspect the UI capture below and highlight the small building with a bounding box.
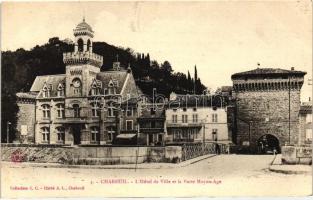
[165,94,231,144]
[138,103,166,146]
[113,98,140,145]
[299,102,312,145]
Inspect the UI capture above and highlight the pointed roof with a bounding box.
[30,74,65,92]
[75,17,93,32]
[73,18,94,38]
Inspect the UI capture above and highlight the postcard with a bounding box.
[1,1,312,198]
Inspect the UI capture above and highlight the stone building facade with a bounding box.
[299,102,312,145]
[165,93,231,144]
[16,92,37,143]
[138,103,166,146]
[231,68,306,153]
[16,19,140,145]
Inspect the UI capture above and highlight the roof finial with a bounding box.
[257,62,260,68]
[83,7,86,22]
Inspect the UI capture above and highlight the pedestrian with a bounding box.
[215,138,220,155]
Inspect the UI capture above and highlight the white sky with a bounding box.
[2,1,312,101]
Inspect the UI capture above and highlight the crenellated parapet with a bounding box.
[63,52,103,68]
[233,78,305,92]
[231,67,307,153]
[231,68,306,92]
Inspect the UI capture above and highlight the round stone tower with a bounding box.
[231,67,306,153]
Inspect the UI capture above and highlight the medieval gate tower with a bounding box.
[231,67,306,153]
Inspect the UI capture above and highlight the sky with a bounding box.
[2,1,312,101]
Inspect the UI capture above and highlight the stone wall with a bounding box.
[281,145,312,165]
[16,101,36,143]
[235,90,301,152]
[1,145,183,165]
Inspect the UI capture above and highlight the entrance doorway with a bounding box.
[148,134,153,145]
[257,134,280,154]
[72,125,81,145]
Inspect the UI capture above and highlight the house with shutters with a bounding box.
[165,93,231,144]
[15,18,141,145]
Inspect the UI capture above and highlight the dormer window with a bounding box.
[42,86,50,98]
[91,87,100,96]
[104,88,108,95]
[108,81,114,87]
[90,79,102,96]
[108,87,116,95]
[57,83,65,97]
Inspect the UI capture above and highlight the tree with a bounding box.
[1,37,207,138]
[194,65,198,94]
[187,70,192,93]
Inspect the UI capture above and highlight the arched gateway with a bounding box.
[257,134,280,154]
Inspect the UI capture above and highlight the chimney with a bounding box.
[291,67,294,71]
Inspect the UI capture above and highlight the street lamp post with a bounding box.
[7,121,11,143]
[201,119,206,154]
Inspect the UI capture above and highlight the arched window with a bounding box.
[91,102,100,117]
[41,127,50,143]
[42,104,51,118]
[107,126,115,141]
[77,38,84,52]
[73,104,80,118]
[56,104,65,118]
[87,39,91,51]
[108,102,115,117]
[90,126,99,142]
[56,127,65,142]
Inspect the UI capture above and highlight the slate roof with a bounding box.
[29,69,132,98]
[231,68,306,79]
[96,70,128,94]
[30,74,66,94]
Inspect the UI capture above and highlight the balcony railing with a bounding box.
[166,122,203,128]
[63,52,103,67]
[139,127,164,133]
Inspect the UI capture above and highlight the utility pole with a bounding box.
[288,74,291,144]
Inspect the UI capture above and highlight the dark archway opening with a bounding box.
[257,134,280,154]
[77,38,84,52]
[72,125,81,145]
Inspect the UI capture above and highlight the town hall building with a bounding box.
[16,19,141,145]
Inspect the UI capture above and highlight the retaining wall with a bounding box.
[1,144,182,165]
[281,145,312,165]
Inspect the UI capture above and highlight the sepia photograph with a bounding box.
[0,1,312,198]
